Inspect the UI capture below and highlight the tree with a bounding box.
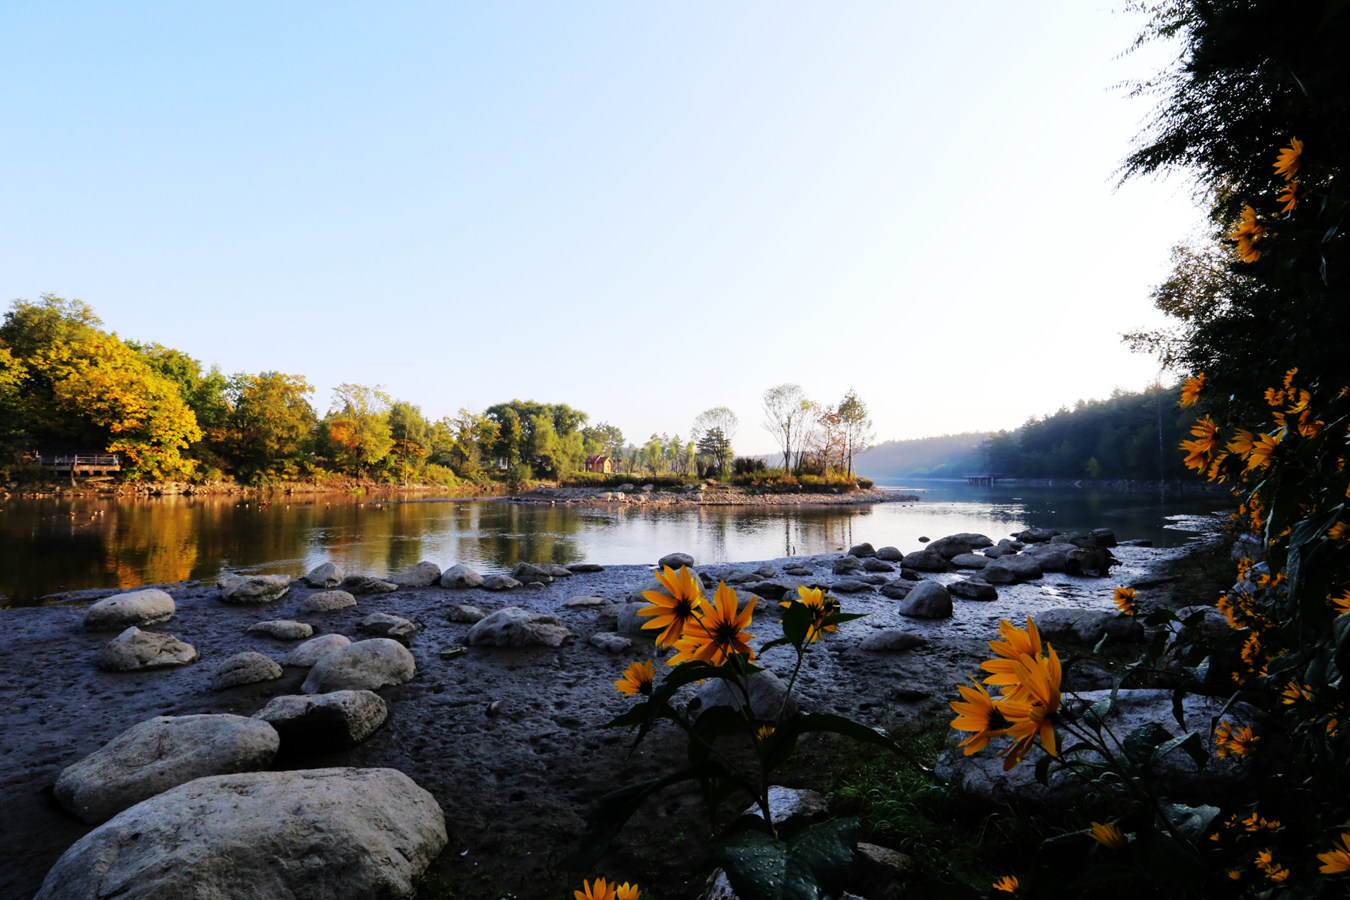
[582,421,625,458]
[433,408,499,478]
[838,389,874,478]
[696,427,733,476]
[321,384,394,477]
[762,384,813,473]
[387,401,432,485]
[228,372,317,479]
[486,400,590,477]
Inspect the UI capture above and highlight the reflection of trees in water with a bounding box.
[469,503,585,570]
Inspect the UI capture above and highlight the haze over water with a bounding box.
[0,483,1227,607]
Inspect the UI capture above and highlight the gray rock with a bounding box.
[832,555,865,575]
[439,564,485,589]
[783,565,815,576]
[658,552,696,570]
[626,576,666,604]
[447,603,487,623]
[1033,607,1144,644]
[925,535,973,558]
[1024,542,1074,572]
[211,652,284,690]
[252,690,388,755]
[218,574,291,604]
[617,602,656,636]
[742,786,829,828]
[299,590,357,612]
[303,562,344,589]
[36,768,447,900]
[389,560,442,588]
[302,638,416,693]
[874,546,903,561]
[721,570,761,585]
[755,565,778,578]
[481,574,523,591]
[1065,547,1118,577]
[542,564,575,578]
[949,553,989,570]
[862,558,895,573]
[696,669,798,722]
[358,612,418,643]
[510,562,554,584]
[936,689,1264,807]
[97,627,198,672]
[982,555,1044,584]
[832,579,873,593]
[53,714,280,824]
[741,580,796,601]
[284,633,351,668]
[563,595,608,608]
[466,607,571,647]
[859,630,928,652]
[880,580,913,600]
[897,582,952,619]
[849,842,913,900]
[339,575,399,595]
[847,542,876,558]
[566,563,604,574]
[589,633,633,653]
[948,579,998,601]
[83,589,175,632]
[901,549,949,572]
[245,620,313,640]
[1012,527,1060,543]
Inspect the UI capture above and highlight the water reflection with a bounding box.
[0,484,1229,607]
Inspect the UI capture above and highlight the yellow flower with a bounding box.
[1113,586,1138,616]
[1244,432,1281,471]
[1330,521,1350,541]
[1277,180,1299,214]
[1264,387,1286,407]
[640,565,706,646]
[1089,821,1127,850]
[1180,416,1221,471]
[1241,633,1262,667]
[1274,137,1303,181]
[1214,720,1258,758]
[615,883,643,900]
[1226,869,1241,880]
[575,877,617,900]
[1000,649,1062,768]
[668,581,755,666]
[1229,205,1265,263]
[756,724,775,742]
[614,660,655,697]
[1281,681,1312,705]
[1317,833,1350,873]
[1267,865,1289,882]
[980,617,1045,699]
[780,585,839,642]
[1179,373,1206,407]
[1330,590,1350,616]
[1284,367,1300,390]
[950,679,1028,756]
[992,875,1019,893]
[1255,848,1274,871]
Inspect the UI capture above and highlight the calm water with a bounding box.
[0,481,1228,607]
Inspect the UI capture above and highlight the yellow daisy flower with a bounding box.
[1277,180,1299,214]
[1089,821,1127,850]
[639,565,706,646]
[1273,137,1302,181]
[992,875,1019,893]
[1113,586,1138,616]
[1214,720,1258,758]
[668,581,755,666]
[613,660,655,697]
[950,679,1028,756]
[1179,373,1206,407]
[1318,833,1350,873]
[576,877,617,900]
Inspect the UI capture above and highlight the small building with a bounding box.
[585,455,613,474]
[34,452,122,477]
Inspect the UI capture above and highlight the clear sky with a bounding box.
[1,2,1203,457]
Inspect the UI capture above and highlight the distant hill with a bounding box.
[855,432,992,481]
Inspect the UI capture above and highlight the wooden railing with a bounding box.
[36,454,121,471]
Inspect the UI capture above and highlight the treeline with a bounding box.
[857,386,1200,482]
[0,296,634,486]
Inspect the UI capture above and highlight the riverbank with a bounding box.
[512,485,918,507]
[0,523,1227,899]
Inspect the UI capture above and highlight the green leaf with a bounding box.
[1124,722,1173,768]
[779,600,813,649]
[1151,732,1207,770]
[1161,802,1220,842]
[1083,695,1114,729]
[1144,608,1180,627]
[718,818,858,900]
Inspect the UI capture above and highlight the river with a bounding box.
[0,481,1228,607]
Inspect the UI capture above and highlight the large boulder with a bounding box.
[658,552,695,570]
[832,556,865,575]
[948,553,989,570]
[696,670,799,722]
[388,560,442,588]
[981,555,1044,584]
[1023,542,1075,572]
[97,628,198,672]
[1034,608,1145,645]
[301,638,416,693]
[284,633,351,668]
[466,607,572,647]
[210,652,284,690]
[896,582,952,619]
[83,589,175,632]
[901,549,949,573]
[847,543,876,558]
[53,714,279,824]
[1064,547,1118,578]
[616,602,655,637]
[244,620,313,640]
[510,562,554,585]
[926,535,976,558]
[874,546,903,562]
[481,574,523,591]
[439,564,485,589]
[253,690,388,755]
[36,768,447,900]
[217,574,291,605]
[303,561,344,589]
[948,579,998,601]
[298,590,357,613]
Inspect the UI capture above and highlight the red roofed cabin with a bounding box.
[585,455,613,474]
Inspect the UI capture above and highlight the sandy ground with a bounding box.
[0,530,1215,899]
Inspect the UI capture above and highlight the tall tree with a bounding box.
[321,384,394,477]
[838,389,874,478]
[387,401,432,485]
[228,372,317,479]
[761,383,813,473]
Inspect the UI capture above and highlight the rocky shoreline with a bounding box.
[0,524,1223,899]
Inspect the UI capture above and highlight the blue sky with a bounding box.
[1,2,1203,456]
